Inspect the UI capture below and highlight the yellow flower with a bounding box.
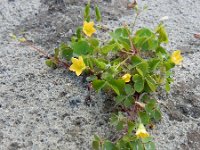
[136,123,150,138]
[18,37,26,42]
[122,73,131,83]
[170,50,183,65]
[83,21,96,37]
[69,56,86,76]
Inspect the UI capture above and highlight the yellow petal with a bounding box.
[171,50,183,65]
[83,21,96,37]
[89,21,94,26]
[69,56,86,76]
[69,63,78,72]
[136,123,150,139]
[75,68,83,76]
[122,74,131,83]
[78,56,84,63]
[78,56,86,69]
[71,57,79,64]
[18,37,26,42]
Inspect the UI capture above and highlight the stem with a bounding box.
[120,49,134,55]
[132,11,140,30]
[116,56,130,69]
[123,24,138,54]
[23,41,69,68]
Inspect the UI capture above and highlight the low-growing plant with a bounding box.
[17,1,183,149]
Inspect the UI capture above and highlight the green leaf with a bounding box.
[54,48,59,58]
[118,37,131,50]
[133,28,158,51]
[136,62,149,76]
[124,97,133,107]
[92,141,100,150]
[106,78,125,95]
[156,24,168,43]
[86,75,97,82]
[115,95,126,104]
[148,59,160,71]
[95,5,102,22]
[156,46,168,58]
[110,28,129,40]
[128,121,135,134]
[76,27,82,39]
[103,141,116,150]
[145,99,157,113]
[93,58,107,70]
[124,84,135,95]
[88,38,99,48]
[131,55,143,68]
[45,59,57,69]
[165,81,170,92]
[145,75,157,92]
[154,109,162,121]
[101,43,117,54]
[144,142,156,150]
[84,3,90,22]
[133,74,144,92]
[139,111,150,125]
[110,114,118,125]
[135,28,152,37]
[71,40,93,56]
[92,80,106,92]
[131,140,144,150]
[116,121,124,131]
[142,137,153,143]
[110,28,131,50]
[94,135,101,141]
[59,43,73,60]
[165,61,175,71]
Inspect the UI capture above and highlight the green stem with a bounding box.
[116,56,130,69]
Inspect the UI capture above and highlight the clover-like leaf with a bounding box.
[92,80,106,92]
[131,55,143,68]
[136,61,149,77]
[139,111,150,125]
[101,43,117,54]
[60,43,73,60]
[133,28,158,51]
[133,74,144,92]
[145,75,157,92]
[71,40,93,56]
[45,59,57,69]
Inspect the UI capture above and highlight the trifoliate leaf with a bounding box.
[71,40,93,56]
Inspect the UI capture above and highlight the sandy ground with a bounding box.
[0,0,200,150]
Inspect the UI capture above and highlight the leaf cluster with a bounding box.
[45,3,176,150]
